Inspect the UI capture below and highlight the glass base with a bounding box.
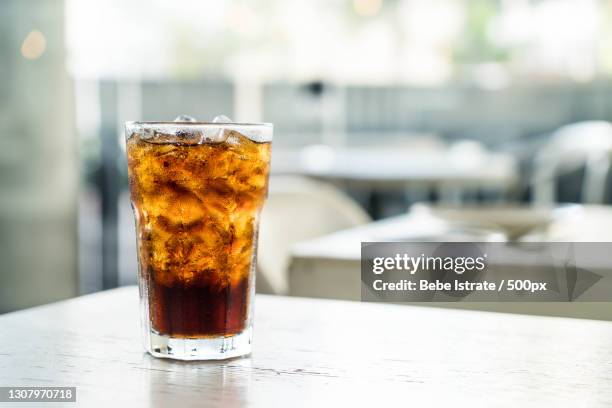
[144,327,252,361]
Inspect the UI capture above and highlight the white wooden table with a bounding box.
[2,286,612,407]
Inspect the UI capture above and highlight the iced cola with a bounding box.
[126,119,271,360]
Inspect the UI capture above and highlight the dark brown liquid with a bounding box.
[149,274,250,337]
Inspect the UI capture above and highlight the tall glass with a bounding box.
[125,120,272,360]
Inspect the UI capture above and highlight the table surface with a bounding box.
[2,287,612,407]
[271,146,517,187]
[292,205,612,261]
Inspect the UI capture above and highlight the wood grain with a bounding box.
[1,287,612,407]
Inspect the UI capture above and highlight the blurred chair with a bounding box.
[532,121,612,205]
[257,176,371,294]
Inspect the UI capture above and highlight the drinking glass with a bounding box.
[125,119,272,360]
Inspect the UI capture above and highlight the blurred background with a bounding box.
[3,0,612,316]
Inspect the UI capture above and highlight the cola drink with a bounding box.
[126,119,272,360]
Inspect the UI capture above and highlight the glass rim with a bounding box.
[125,121,273,142]
[125,121,273,128]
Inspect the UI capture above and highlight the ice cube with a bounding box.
[197,115,234,143]
[224,130,245,146]
[212,115,233,123]
[174,114,197,122]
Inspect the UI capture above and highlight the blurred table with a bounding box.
[288,205,612,319]
[271,145,518,192]
[2,287,612,406]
